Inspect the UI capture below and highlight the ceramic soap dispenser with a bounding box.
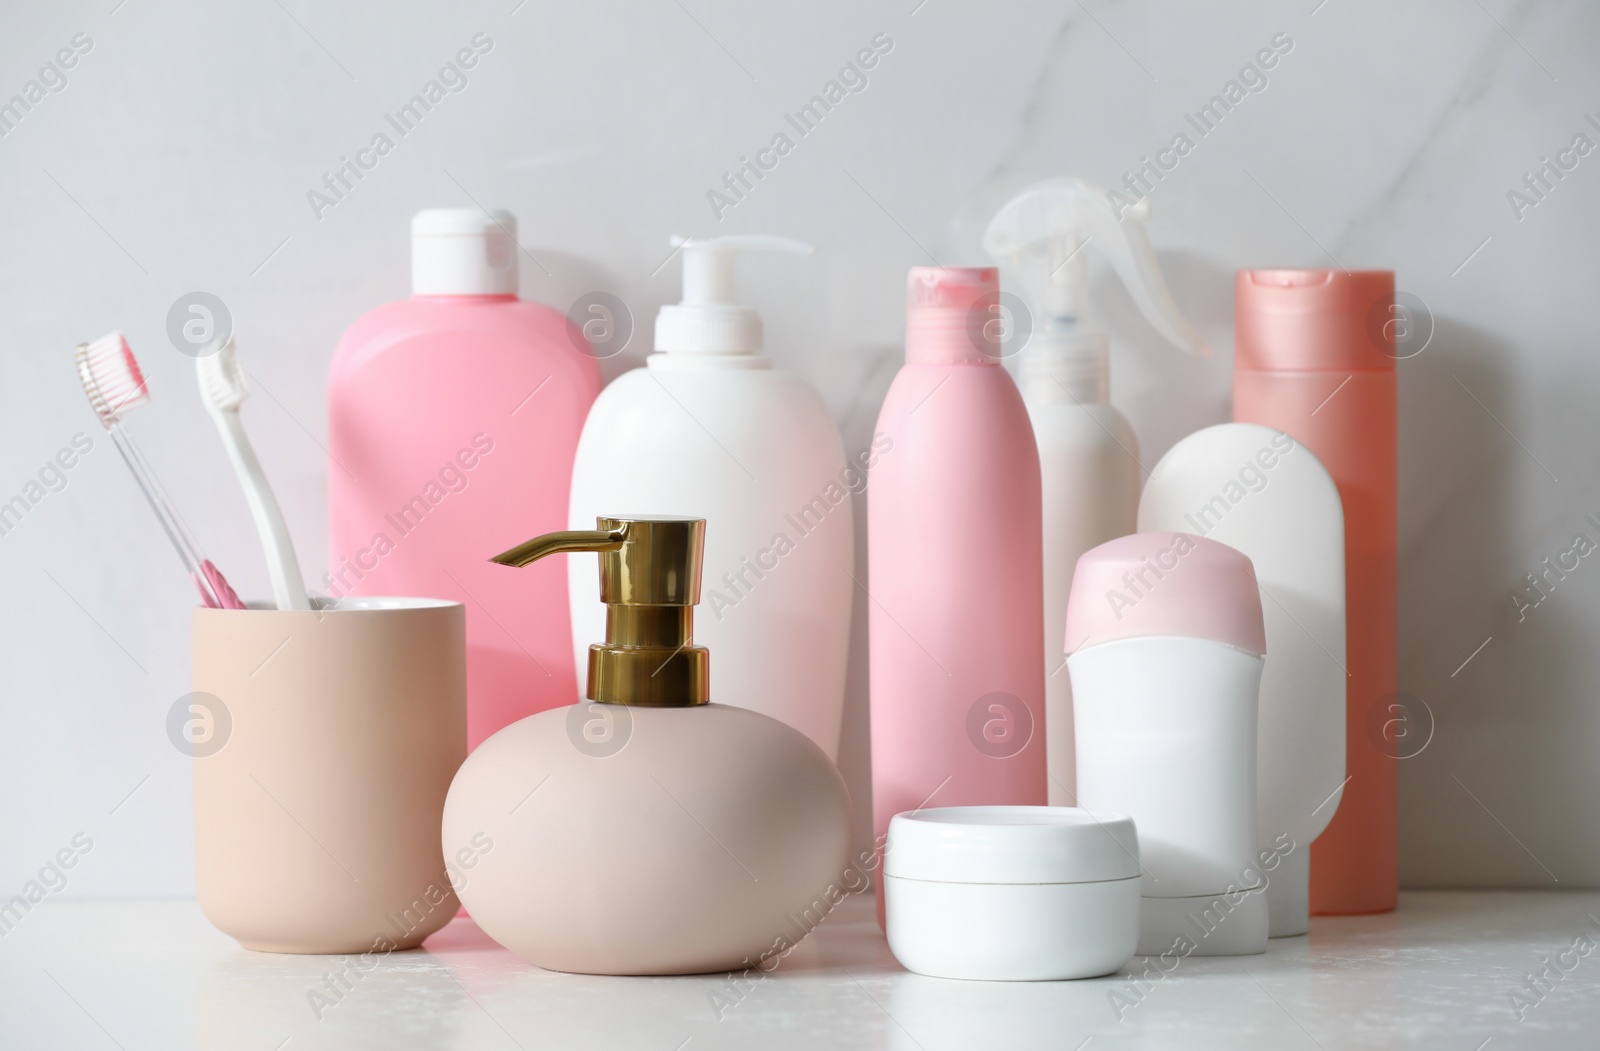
[441,516,852,975]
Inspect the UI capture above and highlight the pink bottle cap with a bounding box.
[1063,531,1265,656]
[905,266,1001,365]
[1235,269,1395,373]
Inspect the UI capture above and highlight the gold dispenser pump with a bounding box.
[491,517,708,707]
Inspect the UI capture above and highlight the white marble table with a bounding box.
[3,891,1596,1049]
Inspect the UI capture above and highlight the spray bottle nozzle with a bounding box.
[656,235,813,355]
[983,178,1209,374]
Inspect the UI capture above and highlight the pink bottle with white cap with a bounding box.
[868,267,1047,927]
[1066,532,1269,956]
[329,208,600,750]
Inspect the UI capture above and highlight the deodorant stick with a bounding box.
[1065,532,1268,957]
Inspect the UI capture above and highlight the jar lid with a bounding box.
[883,806,1139,885]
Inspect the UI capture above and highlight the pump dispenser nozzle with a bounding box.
[492,517,709,707]
[655,235,812,356]
[983,179,1207,404]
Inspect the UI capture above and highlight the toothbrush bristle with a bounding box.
[196,336,248,411]
[76,332,150,426]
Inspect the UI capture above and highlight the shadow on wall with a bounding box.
[1396,315,1592,888]
[533,250,666,386]
[1091,249,1236,469]
[836,343,903,881]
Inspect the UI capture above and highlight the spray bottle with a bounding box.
[983,178,1208,806]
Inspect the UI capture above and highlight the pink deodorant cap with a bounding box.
[1063,531,1265,656]
[1235,269,1395,373]
[905,266,1001,365]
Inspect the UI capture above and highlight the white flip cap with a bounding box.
[412,208,518,296]
[654,235,812,355]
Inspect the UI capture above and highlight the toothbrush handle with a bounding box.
[108,425,221,607]
[120,426,211,568]
[215,411,310,610]
[110,425,245,609]
[200,559,247,610]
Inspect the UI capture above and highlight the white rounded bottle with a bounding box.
[984,179,1209,805]
[1066,531,1269,957]
[567,237,855,759]
[1139,424,1346,937]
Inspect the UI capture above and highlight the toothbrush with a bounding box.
[75,332,245,610]
[195,336,311,610]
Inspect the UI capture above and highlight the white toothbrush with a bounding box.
[196,336,311,610]
[76,332,245,610]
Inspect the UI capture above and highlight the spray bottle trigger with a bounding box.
[982,178,1209,359]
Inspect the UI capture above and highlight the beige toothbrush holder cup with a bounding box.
[191,597,467,954]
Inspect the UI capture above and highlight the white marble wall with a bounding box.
[1,0,1594,897]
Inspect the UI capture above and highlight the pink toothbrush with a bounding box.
[74,332,245,609]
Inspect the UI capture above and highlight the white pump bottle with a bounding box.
[983,179,1208,806]
[567,236,855,760]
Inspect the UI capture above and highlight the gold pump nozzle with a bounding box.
[490,517,708,707]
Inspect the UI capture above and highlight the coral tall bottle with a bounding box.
[329,208,600,749]
[869,267,1047,926]
[1233,268,1396,915]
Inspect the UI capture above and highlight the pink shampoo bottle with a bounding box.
[868,266,1048,927]
[329,208,599,750]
